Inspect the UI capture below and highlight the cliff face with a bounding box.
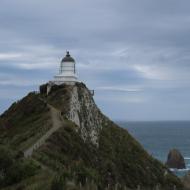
[42,83,108,146]
[0,83,184,189]
[64,83,108,145]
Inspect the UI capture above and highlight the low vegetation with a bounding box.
[32,121,182,190]
[0,92,52,151]
[0,83,185,189]
[0,146,40,189]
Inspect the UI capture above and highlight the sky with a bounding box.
[0,0,190,121]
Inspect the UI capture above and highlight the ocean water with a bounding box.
[117,121,190,176]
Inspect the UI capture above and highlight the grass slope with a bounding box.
[33,120,182,190]
[0,84,184,189]
[0,92,52,151]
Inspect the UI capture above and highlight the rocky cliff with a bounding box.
[63,83,107,146]
[41,83,110,146]
[0,83,183,190]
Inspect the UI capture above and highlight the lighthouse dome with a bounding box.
[61,51,75,62]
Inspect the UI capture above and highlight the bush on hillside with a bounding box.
[51,174,67,190]
[0,145,40,187]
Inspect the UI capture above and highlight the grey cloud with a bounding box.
[0,0,190,120]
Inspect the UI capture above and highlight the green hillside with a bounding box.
[0,92,52,152]
[0,83,184,190]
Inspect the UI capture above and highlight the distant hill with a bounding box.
[0,83,183,190]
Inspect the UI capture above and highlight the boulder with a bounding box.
[166,149,186,169]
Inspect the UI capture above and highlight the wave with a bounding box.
[184,157,190,160]
[169,168,190,172]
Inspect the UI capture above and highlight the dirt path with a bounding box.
[24,104,63,158]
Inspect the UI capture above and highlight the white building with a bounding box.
[43,51,94,96]
[53,51,78,85]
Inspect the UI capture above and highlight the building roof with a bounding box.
[61,51,75,63]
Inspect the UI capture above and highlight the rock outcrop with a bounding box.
[40,83,108,146]
[65,83,108,146]
[166,149,186,169]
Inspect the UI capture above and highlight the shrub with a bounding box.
[51,175,66,190]
[0,146,14,174]
[0,146,40,187]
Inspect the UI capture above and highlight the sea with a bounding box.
[117,121,190,177]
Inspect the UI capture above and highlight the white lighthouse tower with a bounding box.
[42,51,94,96]
[53,51,78,85]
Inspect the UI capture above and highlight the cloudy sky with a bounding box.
[0,0,190,121]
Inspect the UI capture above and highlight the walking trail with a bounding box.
[24,102,63,158]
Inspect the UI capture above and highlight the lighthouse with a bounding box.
[53,51,78,85]
[40,51,94,96]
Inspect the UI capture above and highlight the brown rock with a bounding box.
[166,149,186,169]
